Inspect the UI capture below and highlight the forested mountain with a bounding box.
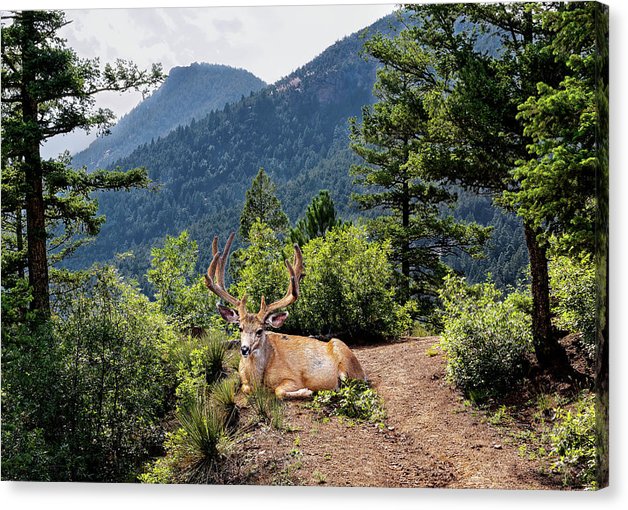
[71,63,266,170]
[66,14,527,290]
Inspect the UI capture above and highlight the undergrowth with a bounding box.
[507,391,598,490]
[310,379,386,426]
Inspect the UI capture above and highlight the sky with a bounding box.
[9,1,397,158]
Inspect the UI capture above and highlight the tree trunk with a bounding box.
[400,180,411,300]
[22,12,50,317]
[24,152,50,316]
[16,206,25,279]
[523,223,560,368]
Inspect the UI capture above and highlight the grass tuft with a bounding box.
[247,384,284,429]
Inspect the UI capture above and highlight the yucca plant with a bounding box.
[202,330,228,383]
[211,375,240,430]
[175,393,228,483]
[247,384,284,430]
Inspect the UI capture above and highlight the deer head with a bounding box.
[205,232,304,357]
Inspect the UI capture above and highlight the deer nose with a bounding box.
[241,345,250,357]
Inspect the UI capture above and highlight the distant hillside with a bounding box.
[71,63,266,170]
[65,14,527,292]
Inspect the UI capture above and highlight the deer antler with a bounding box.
[258,244,304,319]
[205,232,240,308]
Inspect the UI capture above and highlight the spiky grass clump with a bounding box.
[211,375,240,430]
[174,393,230,484]
[248,384,284,430]
[202,330,228,383]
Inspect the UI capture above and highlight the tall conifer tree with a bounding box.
[239,167,289,241]
[1,10,164,317]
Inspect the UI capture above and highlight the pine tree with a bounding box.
[1,10,164,317]
[368,3,571,367]
[239,167,289,241]
[350,37,490,304]
[289,190,343,247]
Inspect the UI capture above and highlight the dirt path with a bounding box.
[237,337,558,489]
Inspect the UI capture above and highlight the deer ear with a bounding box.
[217,304,239,323]
[266,311,289,328]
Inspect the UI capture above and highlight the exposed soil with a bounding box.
[228,336,581,489]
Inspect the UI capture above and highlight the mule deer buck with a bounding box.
[205,233,366,400]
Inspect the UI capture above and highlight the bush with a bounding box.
[231,222,412,342]
[147,230,218,332]
[545,393,597,489]
[288,225,414,342]
[549,254,596,358]
[168,330,230,412]
[229,220,288,312]
[140,393,232,484]
[311,379,386,425]
[2,267,176,482]
[53,267,176,481]
[439,274,533,400]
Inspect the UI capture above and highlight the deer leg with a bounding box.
[275,381,313,400]
[284,388,313,399]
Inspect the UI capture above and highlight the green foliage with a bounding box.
[168,330,230,412]
[139,322,238,484]
[211,375,240,430]
[549,254,596,358]
[311,379,386,425]
[147,230,217,331]
[247,384,284,430]
[230,220,287,311]
[239,168,289,241]
[2,266,176,481]
[504,3,607,256]
[288,224,414,342]
[289,189,343,246]
[439,275,533,400]
[174,394,229,484]
[545,393,597,489]
[140,394,231,484]
[351,31,491,303]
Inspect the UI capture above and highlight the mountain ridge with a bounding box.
[71,63,267,170]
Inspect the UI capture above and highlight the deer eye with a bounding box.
[256,329,263,337]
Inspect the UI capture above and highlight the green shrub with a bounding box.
[52,267,176,481]
[147,230,218,332]
[311,379,386,425]
[229,220,287,312]
[549,254,596,358]
[140,394,231,484]
[545,393,597,489]
[1,267,176,482]
[170,330,229,412]
[439,274,533,400]
[288,225,414,342]
[211,375,240,430]
[231,222,412,342]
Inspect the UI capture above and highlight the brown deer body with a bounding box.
[205,233,366,399]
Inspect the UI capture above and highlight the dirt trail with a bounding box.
[238,337,558,489]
